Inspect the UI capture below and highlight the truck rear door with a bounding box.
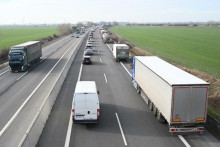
[172,86,208,123]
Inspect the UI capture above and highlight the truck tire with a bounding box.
[149,102,153,111]
[157,111,165,123]
[153,105,157,116]
[136,86,141,94]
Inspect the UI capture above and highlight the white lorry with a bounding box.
[72,81,100,123]
[132,56,209,133]
[113,44,129,62]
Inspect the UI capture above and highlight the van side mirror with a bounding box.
[97,90,100,94]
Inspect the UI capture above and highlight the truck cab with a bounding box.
[8,48,27,71]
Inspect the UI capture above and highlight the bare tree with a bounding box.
[206,20,218,26]
[58,23,72,35]
[113,21,119,26]
[85,21,94,28]
[100,21,107,26]
[77,22,83,28]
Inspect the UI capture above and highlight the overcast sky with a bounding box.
[0,0,220,24]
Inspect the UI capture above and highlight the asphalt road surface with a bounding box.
[37,29,220,147]
[0,33,86,146]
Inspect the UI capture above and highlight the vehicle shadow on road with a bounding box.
[81,103,173,138]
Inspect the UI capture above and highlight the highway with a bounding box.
[0,28,219,146]
[0,33,86,146]
[37,29,220,147]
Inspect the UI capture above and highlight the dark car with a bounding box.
[85,46,92,50]
[82,56,92,64]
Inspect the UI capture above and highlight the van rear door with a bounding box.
[85,94,98,120]
[75,94,86,120]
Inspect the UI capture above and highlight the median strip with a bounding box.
[0,39,79,138]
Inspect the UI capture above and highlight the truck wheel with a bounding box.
[136,86,141,94]
[157,111,165,123]
[149,102,153,111]
[153,105,157,116]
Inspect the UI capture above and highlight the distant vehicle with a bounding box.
[87,39,95,42]
[76,28,80,34]
[113,44,130,62]
[85,49,94,55]
[72,81,100,123]
[8,41,42,72]
[86,42,95,45]
[132,56,210,134]
[82,56,92,64]
[81,27,85,33]
[86,43,94,48]
[71,34,74,37]
[88,37,95,41]
[85,46,92,50]
[76,35,79,38]
[102,33,111,43]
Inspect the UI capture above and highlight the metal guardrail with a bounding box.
[206,114,220,140]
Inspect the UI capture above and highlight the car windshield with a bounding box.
[84,57,90,60]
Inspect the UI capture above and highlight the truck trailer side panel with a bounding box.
[26,42,42,63]
[134,56,209,128]
[135,58,173,123]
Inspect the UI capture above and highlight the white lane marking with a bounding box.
[64,112,73,147]
[104,73,108,83]
[0,40,79,137]
[42,36,69,51]
[0,69,9,76]
[115,113,127,146]
[100,58,102,63]
[16,71,28,81]
[64,63,83,147]
[77,63,83,81]
[120,62,132,77]
[40,57,46,62]
[178,135,191,147]
[19,39,81,147]
[106,43,112,52]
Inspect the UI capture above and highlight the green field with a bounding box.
[0,26,58,51]
[110,26,220,76]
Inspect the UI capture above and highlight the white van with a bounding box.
[72,81,100,123]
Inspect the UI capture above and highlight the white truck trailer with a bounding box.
[113,44,129,62]
[132,56,209,133]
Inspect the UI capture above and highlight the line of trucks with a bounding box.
[99,28,113,43]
